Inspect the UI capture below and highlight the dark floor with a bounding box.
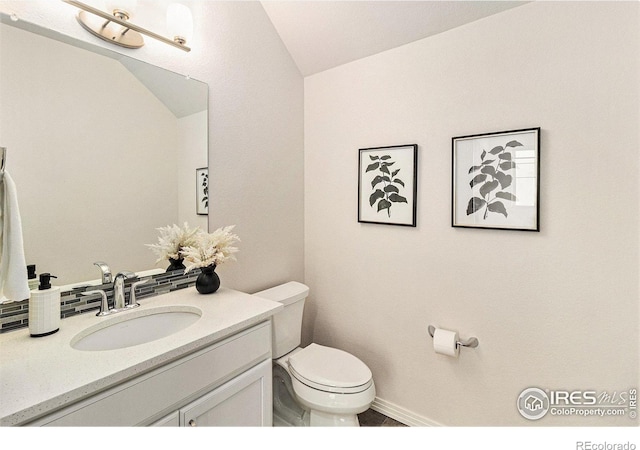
[357,408,406,427]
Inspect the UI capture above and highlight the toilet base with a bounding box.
[273,364,308,426]
[273,409,360,427]
[309,410,360,427]
[273,362,366,427]
[273,413,303,427]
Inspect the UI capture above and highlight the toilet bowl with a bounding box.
[253,282,376,427]
[277,344,375,426]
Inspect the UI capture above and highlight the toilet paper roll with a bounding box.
[433,328,459,357]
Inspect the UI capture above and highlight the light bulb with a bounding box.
[167,3,193,45]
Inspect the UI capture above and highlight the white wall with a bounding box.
[0,0,304,292]
[305,1,639,426]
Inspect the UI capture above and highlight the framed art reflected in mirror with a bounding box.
[197,167,209,215]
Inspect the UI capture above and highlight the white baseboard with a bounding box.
[370,397,443,427]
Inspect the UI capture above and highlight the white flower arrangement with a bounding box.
[181,225,240,272]
[147,222,201,264]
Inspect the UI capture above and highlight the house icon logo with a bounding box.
[517,387,550,420]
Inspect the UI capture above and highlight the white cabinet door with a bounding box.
[151,411,180,427]
[181,359,272,427]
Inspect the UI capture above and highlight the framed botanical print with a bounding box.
[358,144,418,227]
[452,128,540,231]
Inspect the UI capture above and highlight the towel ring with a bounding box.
[428,325,479,349]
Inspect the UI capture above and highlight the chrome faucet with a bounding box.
[93,261,113,284]
[113,271,137,309]
[82,272,148,316]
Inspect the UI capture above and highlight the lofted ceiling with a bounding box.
[261,1,529,76]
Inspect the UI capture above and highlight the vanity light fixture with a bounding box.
[62,0,192,52]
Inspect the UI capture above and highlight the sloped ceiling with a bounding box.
[261,1,528,76]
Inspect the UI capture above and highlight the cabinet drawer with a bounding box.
[34,321,271,426]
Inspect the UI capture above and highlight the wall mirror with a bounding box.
[0,15,208,286]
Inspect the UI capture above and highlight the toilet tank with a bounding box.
[253,281,309,358]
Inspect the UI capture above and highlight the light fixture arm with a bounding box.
[62,0,191,52]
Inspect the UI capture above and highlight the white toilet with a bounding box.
[253,281,375,427]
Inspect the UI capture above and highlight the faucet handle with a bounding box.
[82,289,111,316]
[93,262,113,284]
[127,278,150,309]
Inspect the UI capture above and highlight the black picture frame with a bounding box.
[452,127,540,231]
[358,144,418,227]
[196,167,208,215]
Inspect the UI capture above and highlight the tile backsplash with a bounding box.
[0,269,201,334]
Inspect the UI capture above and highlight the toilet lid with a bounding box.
[288,343,373,394]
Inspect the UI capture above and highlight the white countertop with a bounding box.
[0,287,282,426]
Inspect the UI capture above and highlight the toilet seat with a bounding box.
[287,343,373,394]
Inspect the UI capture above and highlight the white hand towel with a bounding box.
[0,171,29,303]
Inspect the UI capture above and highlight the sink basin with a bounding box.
[71,306,202,351]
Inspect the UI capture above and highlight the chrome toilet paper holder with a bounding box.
[428,325,479,349]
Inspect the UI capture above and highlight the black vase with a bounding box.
[196,265,220,294]
[166,257,186,272]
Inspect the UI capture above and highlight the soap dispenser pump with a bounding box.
[29,273,61,337]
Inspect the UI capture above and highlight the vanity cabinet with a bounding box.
[28,321,272,427]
